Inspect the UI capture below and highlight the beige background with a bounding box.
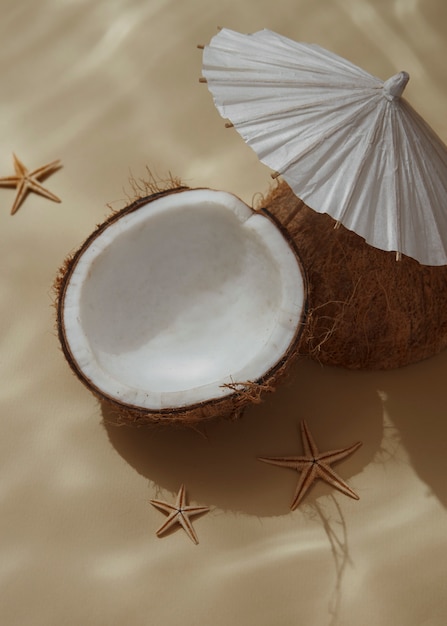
[1,1,447,625]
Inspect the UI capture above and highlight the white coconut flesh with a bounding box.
[61,189,306,411]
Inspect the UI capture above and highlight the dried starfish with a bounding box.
[150,485,210,544]
[0,153,62,215]
[259,420,362,510]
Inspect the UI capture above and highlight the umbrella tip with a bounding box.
[383,71,409,101]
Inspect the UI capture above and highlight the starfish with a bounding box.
[0,153,62,215]
[258,420,362,510]
[150,485,210,544]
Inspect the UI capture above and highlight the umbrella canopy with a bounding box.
[202,28,447,266]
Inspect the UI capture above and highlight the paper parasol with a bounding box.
[202,28,447,266]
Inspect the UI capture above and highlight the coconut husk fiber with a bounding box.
[261,180,447,369]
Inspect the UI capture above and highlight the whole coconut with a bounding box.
[262,180,447,369]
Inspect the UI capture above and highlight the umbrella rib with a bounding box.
[389,106,403,257]
[267,97,379,177]
[207,29,379,84]
[333,100,388,225]
[398,105,447,258]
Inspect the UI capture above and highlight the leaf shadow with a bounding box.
[374,348,447,508]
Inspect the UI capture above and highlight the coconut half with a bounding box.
[56,187,307,424]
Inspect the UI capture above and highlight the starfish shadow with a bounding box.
[103,357,383,517]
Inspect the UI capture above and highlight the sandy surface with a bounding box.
[1,1,447,625]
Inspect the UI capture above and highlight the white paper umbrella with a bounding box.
[202,28,447,266]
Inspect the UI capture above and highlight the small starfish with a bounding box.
[259,420,362,510]
[150,485,210,544]
[0,153,62,215]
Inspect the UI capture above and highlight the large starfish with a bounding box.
[259,420,362,510]
[0,153,62,215]
[150,485,210,544]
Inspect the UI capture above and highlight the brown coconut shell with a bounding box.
[261,180,447,369]
[55,184,308,426]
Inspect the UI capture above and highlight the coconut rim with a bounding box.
[56,187,308,417]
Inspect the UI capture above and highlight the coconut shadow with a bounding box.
[103,357,383,517]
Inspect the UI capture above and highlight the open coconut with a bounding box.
[56,187,307,425]
[263,180,447,369]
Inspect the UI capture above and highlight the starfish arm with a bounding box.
[154,511,183,538]
[10,179,29,215]
[179,507,209,544]
[258,456,311,470]
[182,505,211,515]
[30,159,62,179]
[290,463,317,510]
[178,513,200,544]
[176,486,210,517]
[27,179,61,203]
[149,499,177,515]
[13,154,27,176]
[176,484,187,509]
[0,175,20,187]
[300,420,319,457]
[318,441,362,465]
[316,462,360,500]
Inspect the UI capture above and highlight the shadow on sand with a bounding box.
[103,356,384,517]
